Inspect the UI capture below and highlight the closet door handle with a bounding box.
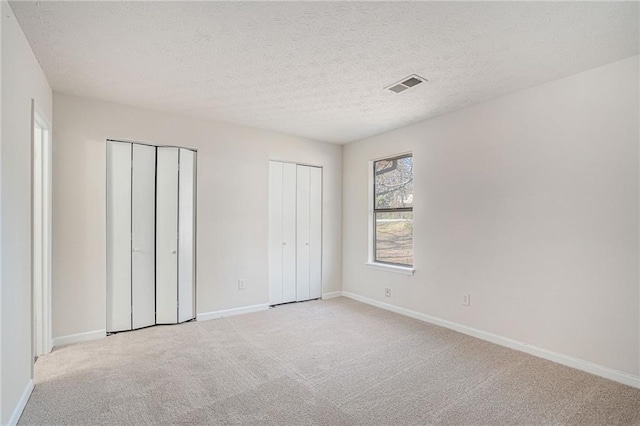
[282,242,287,246]
[171,250,177,254]
[133,247,141,253]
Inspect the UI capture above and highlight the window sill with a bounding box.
[365,262,415,276]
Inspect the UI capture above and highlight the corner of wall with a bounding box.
[1,1,53,423]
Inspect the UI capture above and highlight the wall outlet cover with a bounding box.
[462,293,470,306]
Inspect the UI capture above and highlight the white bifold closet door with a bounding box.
[156,147,196,324]
[268,162,297,305]
[268,161,321,305]
[107,142,133,332]
[108,141,196,333]
[297,165,322,301]
[156,147,179,324]
[107,142,156,332]
[178,149,196,322]
[131,144,156,329]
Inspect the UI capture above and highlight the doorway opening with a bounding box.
[32,101,52,360]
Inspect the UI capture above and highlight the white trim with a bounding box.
[53,329,106,348]
[368,160,375,262]
[365,262,414,275]
[267,157,323,169]
[369,150,414,163]
[341,291,640,389]
[32,102,53,358]
[197,303,269,322]
[8,379,34,426]
[322,291,343,299]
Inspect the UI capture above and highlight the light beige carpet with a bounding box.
[20,297,640,425]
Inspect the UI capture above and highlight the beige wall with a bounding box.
[52,93,342,339]
[342,56,640,377]
[1,2,53,423]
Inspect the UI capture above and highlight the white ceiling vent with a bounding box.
[385,75,427,93]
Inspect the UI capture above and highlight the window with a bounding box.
[372,154,413,267]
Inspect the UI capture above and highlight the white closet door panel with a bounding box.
[178,149,196,322]
[309,167,322,299]
[156,147,179,324]
[268,161,284,305]
[282,163,297,303]
[296,165,311,302]
[132,144,156,329]
[106,142,132,332]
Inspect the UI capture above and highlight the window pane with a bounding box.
[375,211,413,266]
[374,156,413,209]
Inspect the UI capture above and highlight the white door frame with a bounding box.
[32,101,52,359]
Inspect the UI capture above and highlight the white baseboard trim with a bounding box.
[8,379,34,426]
[322,291,343,299]
[53,329,106,348]
[341,291,640,389]
[197,303,270,322]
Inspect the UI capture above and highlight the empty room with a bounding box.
[1,1,639,425]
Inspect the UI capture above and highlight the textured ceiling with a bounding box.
[10,1,639,144]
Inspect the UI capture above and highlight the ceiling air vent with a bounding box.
[385,74,427,94]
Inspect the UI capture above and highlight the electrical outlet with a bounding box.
[238,279,246,290]
[462,293,470,306]
[385,288,391,298]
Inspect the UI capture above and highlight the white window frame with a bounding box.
[366,152,415,275]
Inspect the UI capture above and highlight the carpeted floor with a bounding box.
[20,297,640,425]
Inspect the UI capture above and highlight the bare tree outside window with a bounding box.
[373,154,413,266]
